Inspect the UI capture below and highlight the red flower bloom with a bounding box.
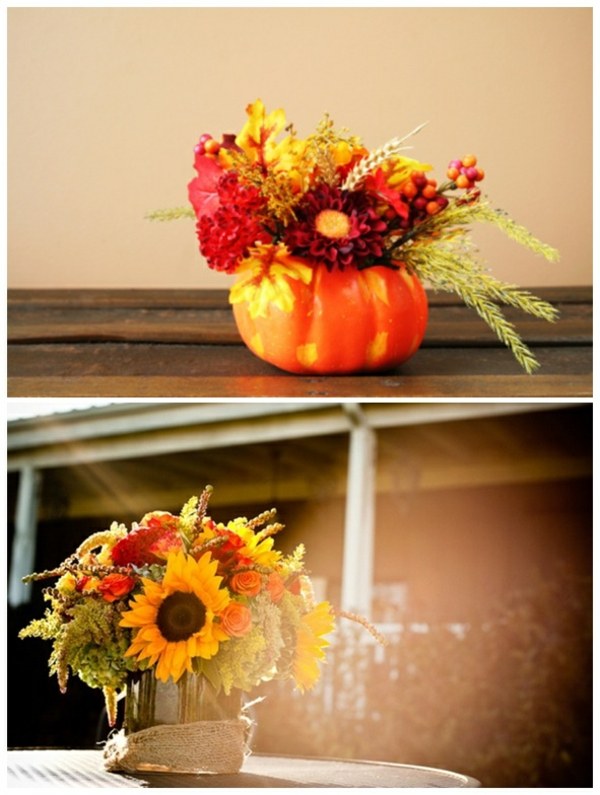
[138,511,180,534]
[283,184,387,270]
[111,525,183,567]
[204,529,253,573]
[196,173,271,273]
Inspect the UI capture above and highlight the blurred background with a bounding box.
[6,399,592,786]
[8,6,592,290]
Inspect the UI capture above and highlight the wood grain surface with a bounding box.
[7,287,592,398]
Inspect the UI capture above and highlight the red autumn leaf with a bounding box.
[365,168,409,219]
[187,156,224,220]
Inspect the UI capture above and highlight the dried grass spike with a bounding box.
[195,485,214,525]
[255,522,285,542]
[191,535,230,554]
[247,508,278,531]
[335,609,388,646]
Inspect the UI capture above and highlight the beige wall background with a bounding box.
[8,7,592,289]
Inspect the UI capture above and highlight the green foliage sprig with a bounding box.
[400,199,560,373]
[146,206,196,222]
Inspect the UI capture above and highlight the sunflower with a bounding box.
[292,601,336,692]
[120,550,230,683]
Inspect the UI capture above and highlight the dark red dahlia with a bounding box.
[197,173,271,273]
[283,184,387,270]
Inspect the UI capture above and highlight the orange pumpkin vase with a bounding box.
[231,262,428,375]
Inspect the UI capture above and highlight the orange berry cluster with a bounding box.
[446,155,485,190]
[194,133,221,157]
[194,133,239,159]
[397,171,450,227]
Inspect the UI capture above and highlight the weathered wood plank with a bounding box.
[7,372,592,399]
[7,299,591,345]
[7,343,592,397]
[7,287,592,398]
[7,285,592,308]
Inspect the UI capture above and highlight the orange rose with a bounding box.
[229,570,262,597]
[267,572,285,603]
[97,573,136,603]
[220,602,252,637]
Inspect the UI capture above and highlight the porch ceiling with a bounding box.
[25,407,591,523]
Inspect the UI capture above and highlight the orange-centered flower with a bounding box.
[284,184,387,270]
[315,209,351,239]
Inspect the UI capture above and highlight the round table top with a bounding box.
[8,748,480,788]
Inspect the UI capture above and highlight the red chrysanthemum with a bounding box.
[111,525,183,567]
[283,184,387,270]
[197,173,271,273]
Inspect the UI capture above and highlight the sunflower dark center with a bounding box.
[157,592,206,642]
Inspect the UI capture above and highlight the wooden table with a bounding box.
[7,287,592,398]
[7,749,480,788]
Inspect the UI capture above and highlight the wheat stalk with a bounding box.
[342,121,428,191]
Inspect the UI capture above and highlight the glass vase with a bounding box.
[104,672,248,775]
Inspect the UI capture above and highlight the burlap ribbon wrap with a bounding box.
[103,716,252,775]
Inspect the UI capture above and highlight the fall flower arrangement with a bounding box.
[150,100,559,374]
[19,487,337,728]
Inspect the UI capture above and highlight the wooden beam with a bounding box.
[7,402,566,472]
